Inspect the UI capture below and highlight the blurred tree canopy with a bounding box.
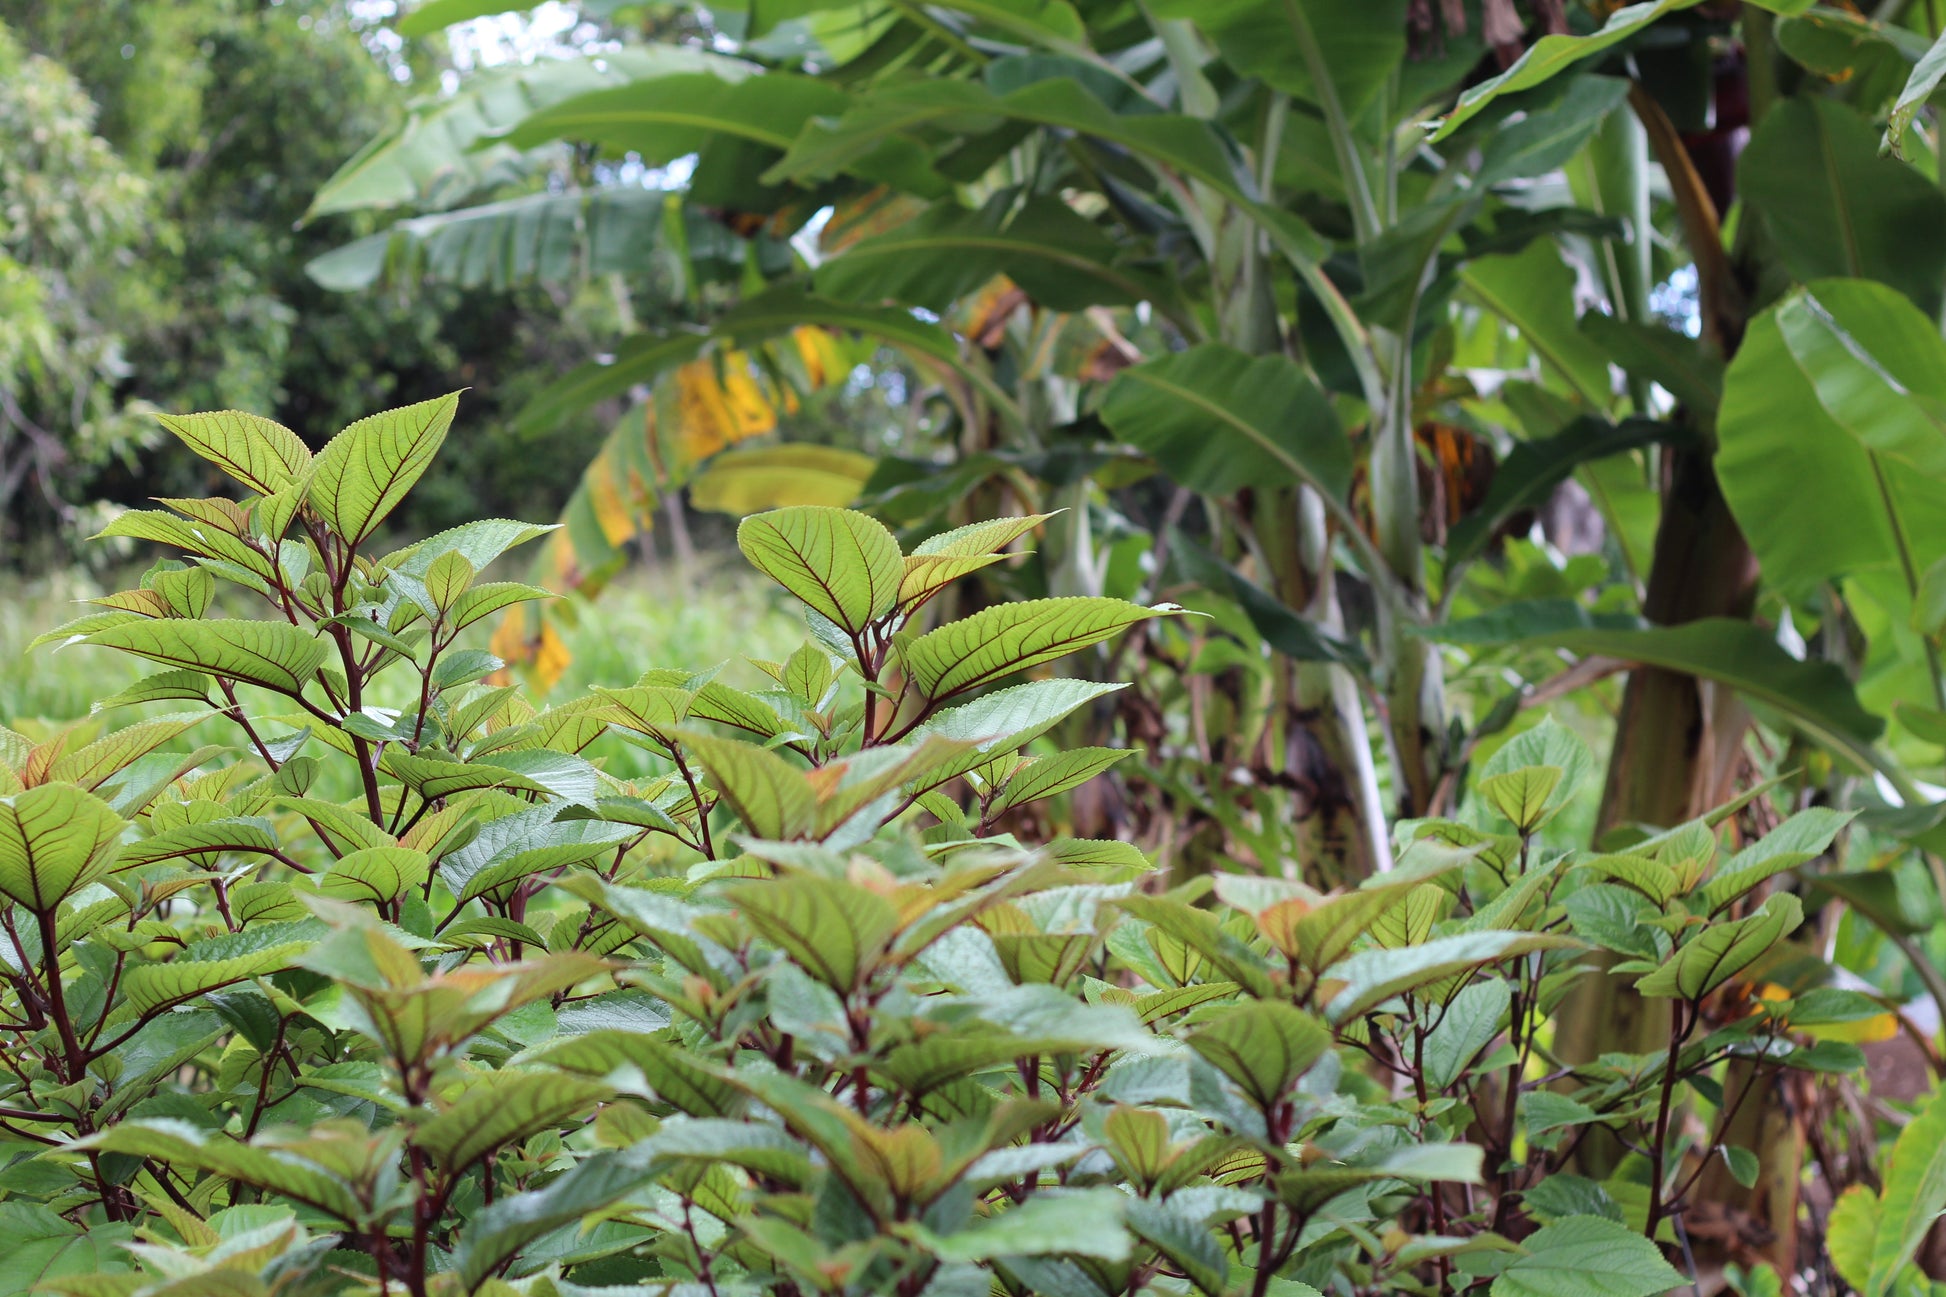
[0,0,621,564]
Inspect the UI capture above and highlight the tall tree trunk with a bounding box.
[1556,447,1758,1180]
[1594,451,1759,838]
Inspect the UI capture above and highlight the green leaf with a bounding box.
[1150,0,1406,117]
[1777,13,1924,119]
[519,332,710,437]
[441,809,635,905]
[1112,895,1274,996]
[1775,283,1946,481]
[0,1203,132,1293]
[816,195,1168,315]
[737,506,905,634]
[312,186,676,294]
[878,1034,1056,1096]
[1277,871,1460,975]
[802,735,977,838]
[1101,344,1351,499]
[1100,1105,1173,1186]
[117,817,280,870]
[388,517,558,575]
[771,75,1287,263]
[154,410,312,495]
[81,1120,366,1223]
[317,846,431,906]
[683,680,792,741]
[675,729,816,839]
[414,1070,611,1173]
[1446,418,1677,568]
[453,1145,660,1288]
[473,749,602,804]
[1578,317,1723,418]
[1432,1,1705,140]
[1461,240,1615,406]
[1424,980,1512,1089]
[1478,767,1564,833]
[1576,857,1681,908]
[646,1116,815,1186]
[1275,1144,1484,1214]
[915,679,1126,785]
[92,669,216,711]
[728,873,900,992]
[537,1028,742,1117]
[1867,1081,1946,1297]
[0,783,126,911]
[422,550,474,613]
[396,0,534,37]
[990,748,1132,815]
[913,514,1052,560]
[1523,1092,1600,1144]
[46,715,205,791]
[1696,807,1852,911]
[950,983,1161,1056]
[94,510,278,583]
[1126,1197,1229,1297]
[277,796,393,854]
[1522,1176,1624,1226]
[712,283,971,370]
[1635,893,1802,1000]
[504,68,847,169]
[1481,718,1595,817]
[1718,281,1946,683]
[1477,75,1631,186]
[1324,932,1581,1022]
[782,642,839,709]
[309,394,461,547]
[914,1186,1132,1263]
[1740,98,1946,316]
[85,619,326,696]
[122,942,311,1015]
[1184,1000,1331,1112]
[1815,859,1930,937]
[27,610,143,653]
[900,598,1174,701]
[1887,29,1946,157]
[1491,1214,1686,1297]
[593,684,695,744]
[1828,1185,1879,1294]
[690,444,880,514]
[1430,609,1885,762]
[944,0,1088,44]
[382,752,552,802]
[307,48,727,218]
[449,581,552,632]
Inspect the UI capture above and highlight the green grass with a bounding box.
[0,570,150,726]
[0,559,805,734]
[537,561,807,698]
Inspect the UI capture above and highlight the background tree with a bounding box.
[0,0,636,559]
[0,20,155,561]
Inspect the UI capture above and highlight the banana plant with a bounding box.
[319,1,1919,862]
[317,1,1946,1273]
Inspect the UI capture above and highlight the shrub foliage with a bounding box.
[0,398,1899,1296]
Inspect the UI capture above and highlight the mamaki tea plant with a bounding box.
[0,395,1920,1296]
